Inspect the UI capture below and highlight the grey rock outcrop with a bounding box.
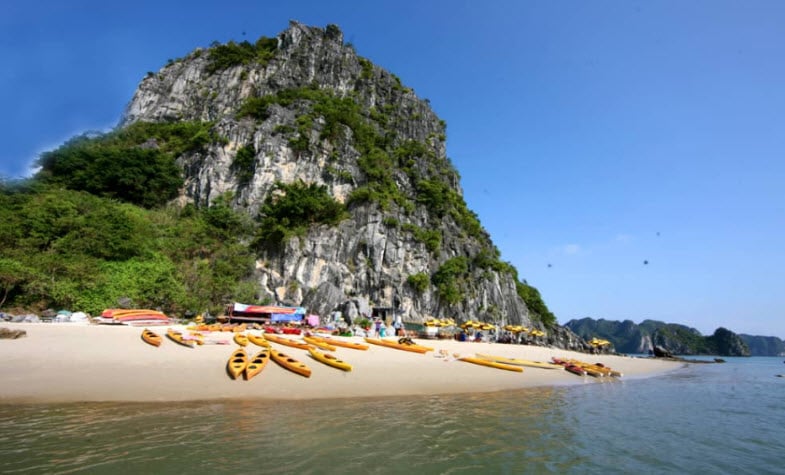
[120,21,537,330]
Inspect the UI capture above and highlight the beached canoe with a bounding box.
[364,337,433,354]
[264,333,313,350]
[247,333,271,348]
[270,349,311,377]
[458,356,523,372]
[244,349,270,380]
[307,335,369,351]
[233,332,249,347]
[302,335,337,351]
[307,347,352,372]
[141,328,162,347]
[166,328,196,348]
[227,348,249,380]
[475,353,563,370]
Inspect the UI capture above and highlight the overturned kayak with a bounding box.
[141,328,162,347]
[307,347,352,372]
[227,348,248,380]
[270,349,312,377]
[475,353,563,370]
[458,356,523,372]
[364,337,433,354]
[244,349,270,380]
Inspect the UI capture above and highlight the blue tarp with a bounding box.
[271,313,303,322]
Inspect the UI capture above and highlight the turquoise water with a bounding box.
[1,357,783,474]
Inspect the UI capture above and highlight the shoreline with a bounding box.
[0,323,683,404]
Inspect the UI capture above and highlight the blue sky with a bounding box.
[3,1,784,338]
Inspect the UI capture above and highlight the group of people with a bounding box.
[346,317,404,338]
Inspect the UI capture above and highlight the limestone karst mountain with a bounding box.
[120,21,559,336]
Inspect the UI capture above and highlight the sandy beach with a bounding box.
[0,323,682,403]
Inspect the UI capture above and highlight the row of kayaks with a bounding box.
[142,328,622,378]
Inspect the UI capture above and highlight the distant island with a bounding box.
[564,318,785,357]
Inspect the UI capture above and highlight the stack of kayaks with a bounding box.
[227,348,248,379]
[458,356,523,372]
[364,337,433,354]
[270,349,311,377]
[562,358,623,378]
[141,328,162,347]
[475,353,563,370]
[307,347,352,371]
[551,358,588,376]
[97,309,171,326]
[264,333,313,350]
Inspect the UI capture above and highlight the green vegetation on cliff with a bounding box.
[0,184,257,316]
[36,121,220,208]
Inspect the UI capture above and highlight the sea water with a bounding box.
[1,357,783,474]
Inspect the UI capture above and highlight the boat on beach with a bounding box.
[227,348,248,379]
[306,334,369,351]
[166,328,196,348]
[458,356,524,372]
[307,347,352,371]
[302,335,337,351]
[475,353,563,370]
[244,349,270,380]
[233,332,249,347]
[364,337,433,354]
[247,333,271,348]
[141,328,162,347]
[264,333,313,350]
[270,349,312,377]
[552,358,588,376]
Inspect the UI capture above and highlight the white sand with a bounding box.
[0,323,683,403]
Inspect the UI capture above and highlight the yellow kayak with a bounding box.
[475,353,563,370]
[303,335,337,351]
[564,358,622,377]
[141,328,162,347]
[307,335,369,350]
[264,333,313,350]
[458,356,523,372]
[307,347,352,372]
[166,328,195,348]
[233,332,249,347]
[247,333,271,348]
[227,348,248,380]
[270,349,312,377]
[244,349,270,380]
[364,337,433,354]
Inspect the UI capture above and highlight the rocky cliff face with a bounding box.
[739,334,785,356]
[121,22,535,329]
